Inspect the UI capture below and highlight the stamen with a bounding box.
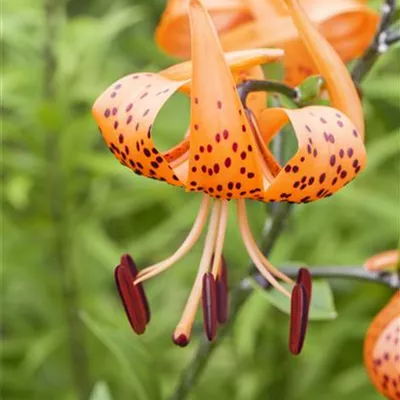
[135,195,211,284]
[173,201,222,345]
[289,283,309,355]
[210,200,229,277]
[121,254,150,323]
[114,264,147,334]
[296,267,312,342]
[216,256,229,324]
[237,199,293,296]
[202,272,217,340]
[296,267,312,303]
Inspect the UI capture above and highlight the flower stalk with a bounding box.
[352,0,399,83]
[237,79,300,107]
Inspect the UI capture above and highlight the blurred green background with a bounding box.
[2,0,399,399]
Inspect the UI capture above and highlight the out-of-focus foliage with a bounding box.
[1,0,399,399]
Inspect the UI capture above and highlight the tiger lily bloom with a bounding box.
[364,251,400,399]
[92,0,366,349]
[364,291,400,399]
[156,0,378,85]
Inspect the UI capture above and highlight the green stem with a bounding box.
[351,0,398,83]
[44,1,90,398]
[237,79,300,108]
[386,28,400,46]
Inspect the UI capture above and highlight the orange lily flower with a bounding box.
[92,0,366,348]
[364,251,400,399]
[364,291,400,400]
[156,0,378,86]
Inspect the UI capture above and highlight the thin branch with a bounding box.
[377,0,396,33]
[351,0,398,83]
[385,28,400,46]
[249,266,400,290]
[237,79,300,108]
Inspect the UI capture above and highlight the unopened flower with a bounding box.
[92,0,366,350]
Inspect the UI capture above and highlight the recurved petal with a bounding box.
[92,73,189,186]
[282,0,365,139]
[364,292,400,399]
[156,0,250,58]
[257,105,366,203]
[283,39,318,87]
[161,48,283,93]
[186,0,263,198]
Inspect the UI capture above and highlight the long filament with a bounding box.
[210,200,229,277]
[173,200,222,341]
[135,195,211,284]
[237,199,292,297]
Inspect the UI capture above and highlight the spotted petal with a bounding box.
[186,0,263,199]
[92,73,190,186]
[364,292,400,400]
[255,105,366,203]
[282,0,365,138]
[156,0,250,58]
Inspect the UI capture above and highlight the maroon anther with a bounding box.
[120,254,151,323]
[296,267,312,337]
[173,333,189,347]
[114,264,146,335]
[296,267,312,304]
[289,283,309,355]
[202,273,218,341]
[216,256,229,324]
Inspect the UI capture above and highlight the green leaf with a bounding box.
[89,382,113,400]
[251,279,337,321]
